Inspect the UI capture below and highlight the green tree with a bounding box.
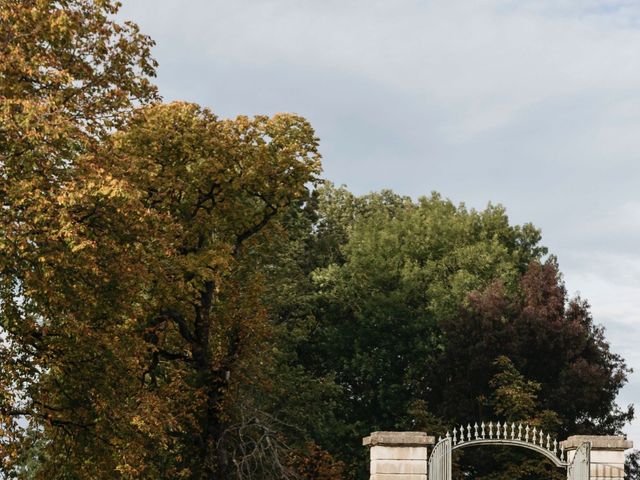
[626,450,640,480]
[490,356,541,421]
[296,185,631,479]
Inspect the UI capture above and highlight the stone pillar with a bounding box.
[561,435,632,480]
[363,431,435,480]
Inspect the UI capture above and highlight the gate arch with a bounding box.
[427,421,591,480]
[443,421,567,467]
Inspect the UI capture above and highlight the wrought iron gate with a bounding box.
[427,422,590,480]
[426,422,592,480]
[567,442,591,480]
[428,436,451,480]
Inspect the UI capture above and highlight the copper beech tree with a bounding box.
[0,1,321,478]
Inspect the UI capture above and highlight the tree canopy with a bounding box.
[290,185,632,479]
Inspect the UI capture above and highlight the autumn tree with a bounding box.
[107,102,321,478]
[2,97,322,477]
[1,0,157,477]
[1,1,324,479]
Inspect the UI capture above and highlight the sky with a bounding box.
[119,0,640,445]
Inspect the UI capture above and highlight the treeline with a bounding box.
[0,2,633,479]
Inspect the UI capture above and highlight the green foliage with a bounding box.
[292,184,632,479]
[490,356,541,421]
[627,450,640,480]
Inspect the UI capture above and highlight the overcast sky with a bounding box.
[119,0,640,444]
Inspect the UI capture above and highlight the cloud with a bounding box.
[122,0,640,137]
[119,0,640,205]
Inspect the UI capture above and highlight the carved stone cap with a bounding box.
[363,431,436,447]
[560,435,633,451]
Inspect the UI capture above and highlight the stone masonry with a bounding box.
[362,431,436,480]
[561,435,633,480]
[364,431,633,480]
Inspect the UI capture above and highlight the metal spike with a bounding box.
[452,429,457,445]
[496,421,501,439]
[474,422,479,439]
[481,422,485,439]
[561,445,565,462]
[525,425,530,442]
[539,430,544,447]
[446,431,451,439]
[504,423,508,438]
[518,423,523,440]
[511,422,515,439]
[439,436,442,442]
[459,425,465,443]
[553,439,558,454]
[489,421,493,439]
[546,434,550,450]
[532,427,537,443]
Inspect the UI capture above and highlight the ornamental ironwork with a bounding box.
[439,421,568,467]
[567,441,591,480]
[428,436,452,480]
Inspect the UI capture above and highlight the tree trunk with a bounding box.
[192,280,224,480]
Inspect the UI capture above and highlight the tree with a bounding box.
[109,102,321,478]
[1,2,633,478]
[442,261,631,480]
[1,99,321,478]
[1,0,157,476]
[295,185,632,479]
[0,1,324,477]
[439,260,632,436]
[490,356,541,421]
[626,450,640,480]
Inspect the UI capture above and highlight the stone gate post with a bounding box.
[561,435,632,480]
[363,431,435,480]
